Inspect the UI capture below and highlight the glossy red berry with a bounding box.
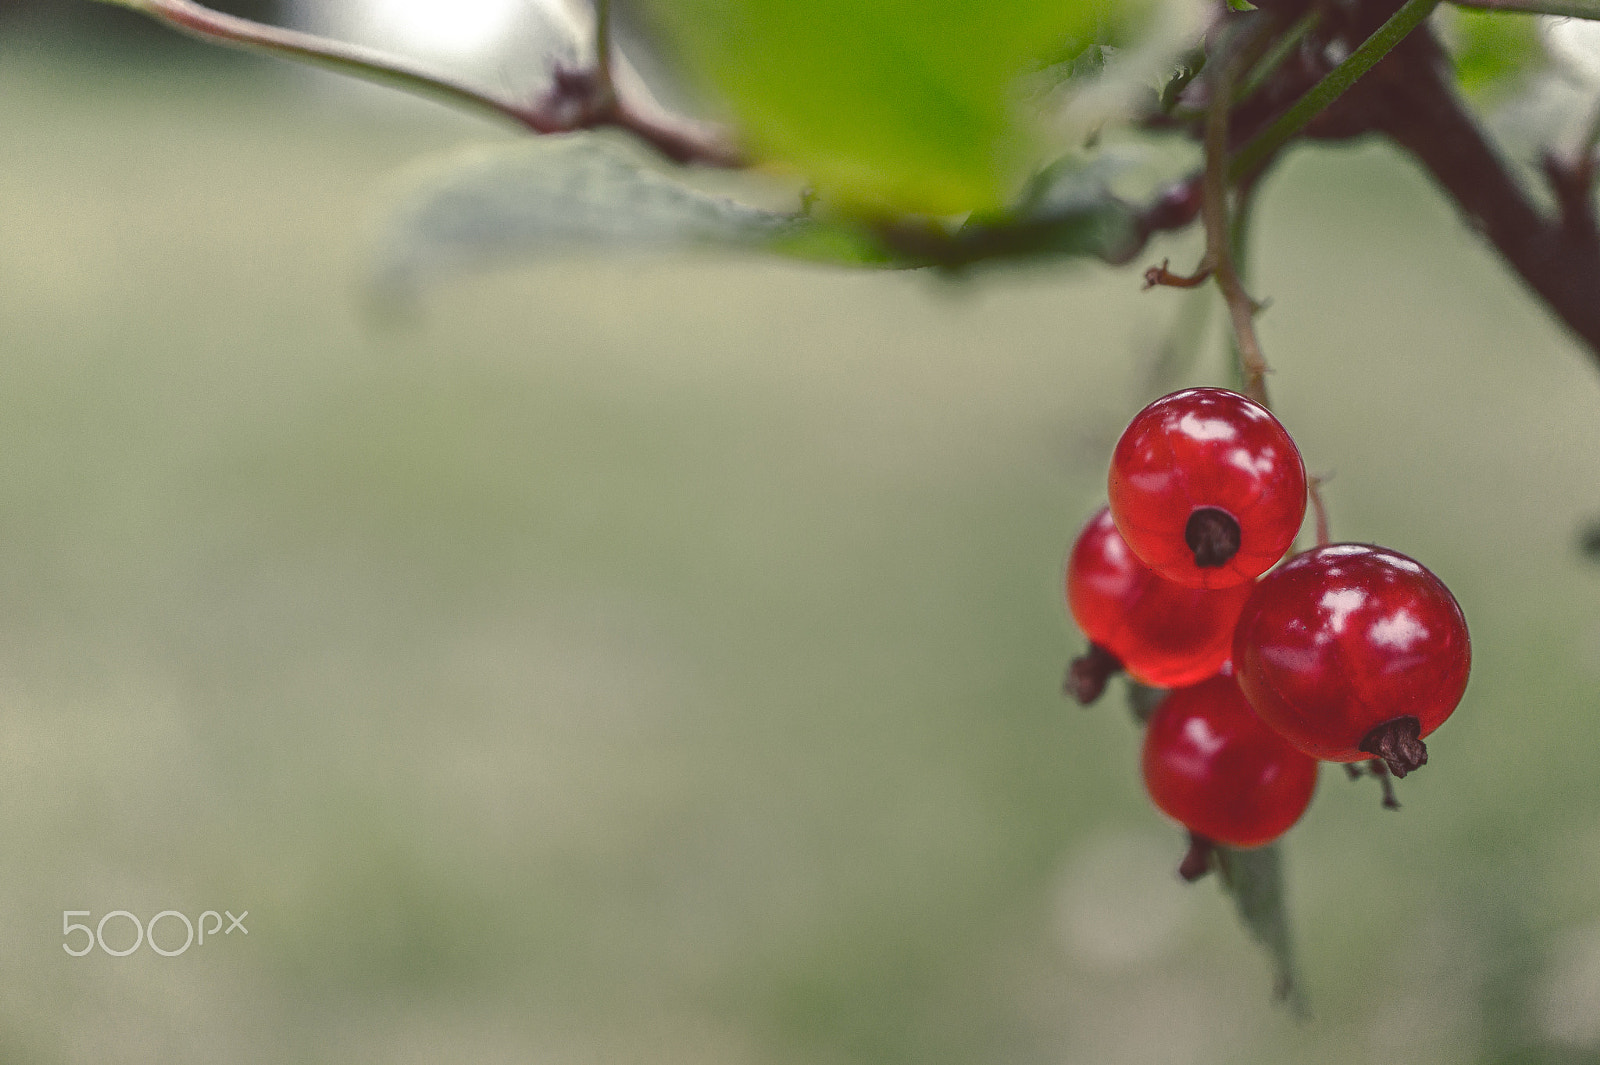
[1231,544,1471,777]
[1109,388,1307,589]
[1142,672,1319,851]
[1065,507,1252,700]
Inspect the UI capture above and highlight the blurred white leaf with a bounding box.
[1486,68,1596,158]
[1034,0,1211,148]
[1542,14,1600,84]
[1479,16,1600,161]
[290,0,587,79]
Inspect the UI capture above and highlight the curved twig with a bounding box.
[88,0,743,167]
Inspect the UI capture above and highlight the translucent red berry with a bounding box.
[1231,544,1471,777]
[1109,388,1307,589]
[1142,672,1319,851]
[1065,507,1252,701]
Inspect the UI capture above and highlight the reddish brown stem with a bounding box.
[1307,476,1331,547]
[128,0,744,167]
[1355,27,1600,362]
[1202,44,1273,408]
[1144,258,1215,290]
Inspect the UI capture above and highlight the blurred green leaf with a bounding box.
[371,135,1155,295]
[633,0,1138,215]
[891,149,1144,267]
[1215,843,1308,1015]
[1158,49,1206,112]
[1063,43,1115,82]
[1444,8,1543,97]
[1124,681,1167,725]
[372,136,832,294]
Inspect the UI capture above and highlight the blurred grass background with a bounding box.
[4,9,1600,1064]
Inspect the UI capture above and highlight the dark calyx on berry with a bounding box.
[1178,831,1215,883]
[1065,643,1123,705]
[1184,507,1242,568]
[1359,716,1429,778]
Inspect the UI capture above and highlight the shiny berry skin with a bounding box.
[1066,508,1252,696]
[1231,544,1470,776]
[1109,388,1307,589]
[1142,672,1319,850]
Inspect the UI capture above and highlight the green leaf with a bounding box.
[1062,43,1115,82]
[370,135,1157,296]
[1441,7,1543,97]
[371,136,818,295]
[882,148,1146,268]
[1215,843,1309,1015]
[633,0,1144,215]
[1158,49,1206,113]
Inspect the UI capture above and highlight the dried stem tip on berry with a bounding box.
[1179,832,1215,882]
[1065,643,1122,705]
[1185,507,1242,568]
[1359,716,1429,778]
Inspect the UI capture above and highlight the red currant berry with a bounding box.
[1231,544,1470,777]
[1142,672,1319,854]
[1065,508,1252,701]
[1109,388,1307,589]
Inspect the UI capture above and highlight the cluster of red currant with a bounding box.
[1065,388,1471,877]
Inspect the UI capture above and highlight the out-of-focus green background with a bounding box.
[5,7,1600,1064]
